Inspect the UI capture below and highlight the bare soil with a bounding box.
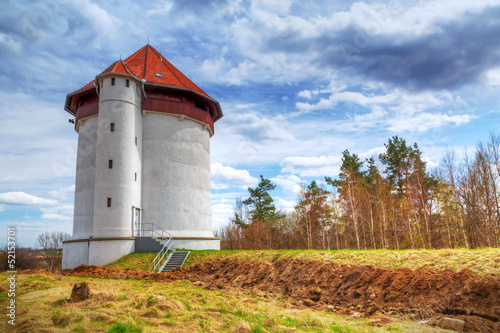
[61,258,500,332]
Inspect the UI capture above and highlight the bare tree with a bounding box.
[36,231,71,272]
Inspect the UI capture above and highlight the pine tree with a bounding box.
[242,175,280,223]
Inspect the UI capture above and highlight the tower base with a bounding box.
[62,237,220,270]
[62,237,135,270]
[172,237,220,250]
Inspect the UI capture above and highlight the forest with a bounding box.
[220,134,500,250]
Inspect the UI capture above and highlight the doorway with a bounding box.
[133,207,142,236]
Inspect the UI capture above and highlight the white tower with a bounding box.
[62,45,223,269]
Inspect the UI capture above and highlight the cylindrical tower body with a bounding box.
[63,45,224,269]
[92,75,142,237]
[142,112,213,238]
[72,116,98,239]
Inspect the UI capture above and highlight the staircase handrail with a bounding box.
[133,223,174,272]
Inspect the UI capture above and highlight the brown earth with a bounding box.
[63,264,188,281]
[62,258,500,332]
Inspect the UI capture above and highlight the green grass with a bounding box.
[108,248,500,276]
[106,253,156,271]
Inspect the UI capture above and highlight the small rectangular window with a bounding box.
[107,198,112,207]
[135,173,137,181]
[126,79,130,87]
[110,123,115,132]
[111,78,115,86]
[135,137,138,146]
[108,160,113,169]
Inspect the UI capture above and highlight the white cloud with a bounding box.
[271,175,304,195]
[212,203,235,231]
[211,163,258,190]
[388,113,475,133]
[0,192,58,206]
[49,185,75,199]
[228,113,293,142]
[277,198,296,212]
[348,0,500,37]
[359,146,386,159]
[77,0,119,40]
[280,155,342,177]
[296,87,446,114]
[41,213,71,221]
[484,67,500,86]
[0,32,22,55]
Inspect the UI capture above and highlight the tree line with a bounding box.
[1,231,70,272]
[220,134,500,250]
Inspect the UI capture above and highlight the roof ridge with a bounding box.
[142,45,149,79]
[123,45,148,64]
[149,46,210,97]
[100,60,119,75]
[148,46,189,90]
[122,61,139,78]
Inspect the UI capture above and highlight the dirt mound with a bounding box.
[187,258,500,322]
[18,268,53,275]
[65,265,188,281]
[63,259,500,331]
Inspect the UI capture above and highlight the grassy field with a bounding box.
[0,270,453,332]
[107,248,500,276]
[2,248,497,332]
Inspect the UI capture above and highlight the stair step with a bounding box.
[159,251,190,272]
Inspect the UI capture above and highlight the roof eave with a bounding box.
[95,71,140,84]
[64,85,96,116]
[144,82,223,122]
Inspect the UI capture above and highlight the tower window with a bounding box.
[135,173,137,181]
[111,78,115,86]
[110,123,115,132]
[135,137,138,146]
[108,160,113,169]
[126,79,130,87]
[107,198,112,207]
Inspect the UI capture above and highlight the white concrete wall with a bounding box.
[173,239,220,250]
[62,242,89,269]
[88,239,135,266]
[72,116,97,239]
[142,113,214,238]
[93,76,142,237]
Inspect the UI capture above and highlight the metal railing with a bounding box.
[134,223,174,272]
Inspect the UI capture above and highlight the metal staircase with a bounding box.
[160,251,190,272]
[134,223,174,272]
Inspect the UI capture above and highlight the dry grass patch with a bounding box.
[183,248,500,276]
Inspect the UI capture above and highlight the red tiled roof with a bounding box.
[70,44,211,98]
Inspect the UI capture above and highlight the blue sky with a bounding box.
[1,0,499,247]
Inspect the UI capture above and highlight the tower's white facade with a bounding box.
[62,45,223,269]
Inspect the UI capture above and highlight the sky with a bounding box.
[1,0,499,247]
